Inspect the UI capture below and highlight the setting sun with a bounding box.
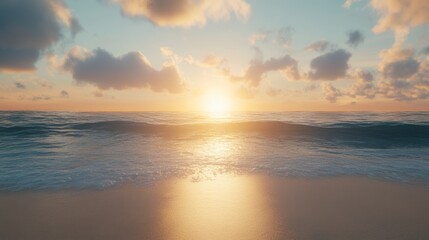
[202,92,232,117]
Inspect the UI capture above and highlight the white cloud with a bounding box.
[114,0,251,27]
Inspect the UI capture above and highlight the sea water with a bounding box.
[1,111,429,190]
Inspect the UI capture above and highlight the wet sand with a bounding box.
[1,175,429,240]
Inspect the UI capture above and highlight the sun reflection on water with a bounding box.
[195,136,238,160]
[177,135,243,181]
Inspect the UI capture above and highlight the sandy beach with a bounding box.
[1,174,429,240]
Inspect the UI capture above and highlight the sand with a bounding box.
[1,174,429,240]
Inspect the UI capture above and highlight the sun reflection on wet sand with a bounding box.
[160,174,280,240]
[2,175,429,239]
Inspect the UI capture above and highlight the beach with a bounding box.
[1,174,429,240]
[1,112,429,239]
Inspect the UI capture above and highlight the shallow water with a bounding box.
[1,111,429,190]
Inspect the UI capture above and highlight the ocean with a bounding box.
[1,111,429,191]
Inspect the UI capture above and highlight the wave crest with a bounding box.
[2,120,428,147]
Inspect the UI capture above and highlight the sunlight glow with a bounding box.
[202,91,232,118]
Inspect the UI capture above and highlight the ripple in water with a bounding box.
[1,111,429,191]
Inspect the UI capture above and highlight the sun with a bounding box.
[202,91,232,118]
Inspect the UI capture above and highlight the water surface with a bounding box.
[1,111,429,190]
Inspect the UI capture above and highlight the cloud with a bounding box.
[115,0,251,27]
[376,47,429,101]
[353,69,375,82]
[371,0,429,46]
[304,84,318,92]
[15,82,26,89]
[199,55,226,68]
[159,47,175,57]
[305,40,333,52]
[352,0,429,101]
[230,54,300,87]
[159,47,227,70]
[0,0,81,72]
[62,47,185,93]
[348,70,376,99]
[346,30,365,47]
[343,0,359,8]
[159,47,228,72]
[321,82,342,103]
[336,67,429,102]
[32,95,51,101]
[319,69,377,103]
[276,26,294,48]
[377,79,429,101]
[379,47,419,79]
[159,46,186,67]
[60,90,69,97]
[307,49,352,80]
[249,32,269,45]
[49,0,82,36]
[40,81,54,89]
[249,26,294,48]
[421,46,429,55]
[382,58,419,79]
[0,49,40,72]
[322,47,429,102]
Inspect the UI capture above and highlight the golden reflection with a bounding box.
[159,135,281,239]
[160,174,279,240]
[194,136,238,161]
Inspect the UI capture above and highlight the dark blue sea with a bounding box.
[1,111,429,191]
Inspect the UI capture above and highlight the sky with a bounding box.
[0,0,429,112]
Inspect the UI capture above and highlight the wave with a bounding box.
[2,120,428,147]
[74,120,429,135]
[1,120,428,136]
[2,118,429,190]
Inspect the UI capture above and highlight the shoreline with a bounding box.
[1,174,429,240]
